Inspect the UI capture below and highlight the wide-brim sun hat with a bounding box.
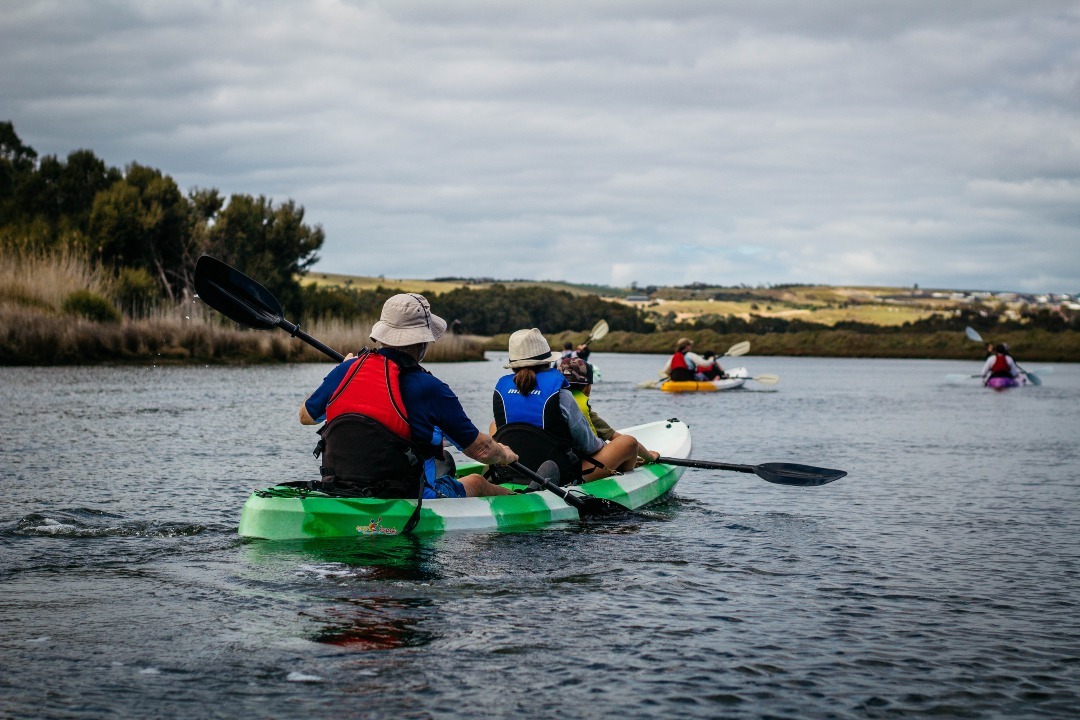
[370,293,447,346]
[504,328,560,369]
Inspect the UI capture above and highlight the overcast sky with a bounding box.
[3,1,1078,292]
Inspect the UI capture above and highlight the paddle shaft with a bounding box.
[657,456,755,473]
[277,318,344,362]
[655,456,846,486]
[508,461,586,510]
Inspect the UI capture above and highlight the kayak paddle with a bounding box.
[582,319,609,347]
[507,460,625,516]
[655,457,846,486]
[194,255,345,362]
[963,326,1041,386]
[194,255,624,517]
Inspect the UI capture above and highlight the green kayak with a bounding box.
[237,418,691,539]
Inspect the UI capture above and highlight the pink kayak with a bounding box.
[986,375,1026,391]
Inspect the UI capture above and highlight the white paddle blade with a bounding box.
[725,340,751,357]
[635,378,662,389]
[588,319,609,343]
[752,374,780,385]
[964,326,983,343]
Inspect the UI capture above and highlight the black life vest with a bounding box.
[314,351,436,499]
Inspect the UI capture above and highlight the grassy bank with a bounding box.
[0,305,488,365]
[0,248,486,365]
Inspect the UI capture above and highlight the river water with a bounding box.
[1,353,1078,719]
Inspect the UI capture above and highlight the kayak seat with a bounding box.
[488,422,581,487]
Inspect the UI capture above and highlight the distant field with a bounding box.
[304,273,617,297]
[631,298,937,326]
[303,272,988,328]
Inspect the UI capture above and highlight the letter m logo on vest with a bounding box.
[325,352,411,439]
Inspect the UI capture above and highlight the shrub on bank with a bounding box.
[61,290,122,324]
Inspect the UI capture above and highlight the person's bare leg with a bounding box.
[581,435,639,480]
[459,473,512,496]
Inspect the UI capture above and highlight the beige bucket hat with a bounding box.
[504,328,560,369]
[370,293,447,346]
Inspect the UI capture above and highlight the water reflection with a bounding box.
[307,596,435,650]
[242,533,440,581]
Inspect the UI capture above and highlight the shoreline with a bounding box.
[3,310,1076,366]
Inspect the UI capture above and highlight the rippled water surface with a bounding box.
[2,354,1078,719]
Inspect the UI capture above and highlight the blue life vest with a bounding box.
[493,368,568,429]
[491,368,579,485]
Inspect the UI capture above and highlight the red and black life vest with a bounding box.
[989,353,1013,378]
[316,352,430,498]
[668,351,694,382]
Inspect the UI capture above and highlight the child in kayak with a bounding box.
[697,350,727,381]
[558,356,659,467]
[299,293,517,499]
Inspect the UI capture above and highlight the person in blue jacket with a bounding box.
[300,293,516,499]
[491,328,640,484]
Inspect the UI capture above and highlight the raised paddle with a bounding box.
[963,326,1041,386]
[194,255,345,362]
[637,340,752,389]
[194,256,626,518]
[583,319,609,347]
[655,457,846,486]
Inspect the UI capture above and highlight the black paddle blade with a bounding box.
[534,460,626,516]
[536,460,562,486]
[194,255,284,329]
[575,494,628,517]
[756,462,847,486]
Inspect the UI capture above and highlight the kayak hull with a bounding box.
[238,419,691,539]
[986,376,1025,391]
[661,367,748,393]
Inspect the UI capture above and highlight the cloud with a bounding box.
[2,0,1078,292]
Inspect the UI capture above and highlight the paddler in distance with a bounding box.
[981,342,1021,386]
[663,337,717,381]
[489,328,644,485]
[300,293,516,498]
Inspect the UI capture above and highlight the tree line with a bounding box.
[0,120,651,333]
[1,121,323,316]
[300,282,651,335]
[6,120,1066,338]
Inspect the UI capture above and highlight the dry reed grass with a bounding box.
[0,249,487,364]
[0,246,113,311]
